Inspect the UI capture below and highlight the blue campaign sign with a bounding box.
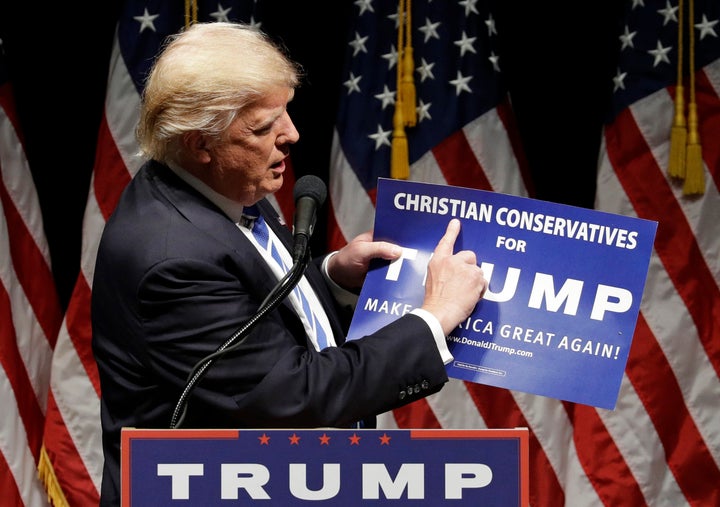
[347,178,658,409]
[121,428,529,506]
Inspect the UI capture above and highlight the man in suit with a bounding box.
[91,21,487,506]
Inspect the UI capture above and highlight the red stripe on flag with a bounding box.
[697,71,720,186]
[0,450,23,507]
[467,385,565,506]
[568,402,646,506]
[0,187,60,346]
[0,286,44,460]
[0,91,61,347]
[630,314,720,505]
[64,275,101,397]
[42,391,100,506]
[93,114,133,221]
[432,130,492,190]
[604,108,720,376]
[392,398,442,429]
[326,197,347,251]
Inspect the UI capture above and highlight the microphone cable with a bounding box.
[169,248,311,429]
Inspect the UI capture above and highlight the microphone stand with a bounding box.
[169,248,311,429]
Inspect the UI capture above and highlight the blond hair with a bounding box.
[136,22,301,162]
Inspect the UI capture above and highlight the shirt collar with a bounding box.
[166,160,250,224]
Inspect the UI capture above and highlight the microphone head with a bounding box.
[293,174,327,206]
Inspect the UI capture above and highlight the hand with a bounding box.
[326,231,403,291]
[421,219,487,335]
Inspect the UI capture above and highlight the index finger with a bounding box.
[434,218,461,256]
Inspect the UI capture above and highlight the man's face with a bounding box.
[209,87,299,205]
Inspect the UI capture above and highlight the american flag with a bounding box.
[593,0,720,505]
[330,1,720,506]
[37,2,295,505]
[328,0,531,250]
[1,44,61,507]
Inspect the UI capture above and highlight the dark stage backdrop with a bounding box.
[0,1,623,309]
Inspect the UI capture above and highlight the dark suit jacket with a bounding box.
[91,160,449,505]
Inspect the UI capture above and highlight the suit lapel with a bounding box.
[147,162,345,346]
[147,163,279,299]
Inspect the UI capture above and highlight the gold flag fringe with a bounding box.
[391,0,411,179]
[38,445,70,507]
[668,0,687,179]
[400,0,417,127]
[391,105,410,179]
[683,0,705,195]
[185,0,198,28]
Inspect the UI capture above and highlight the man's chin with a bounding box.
[267,173,284,193]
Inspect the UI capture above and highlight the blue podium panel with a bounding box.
[122,427,529,506]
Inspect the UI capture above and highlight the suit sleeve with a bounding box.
[136,256,448,430]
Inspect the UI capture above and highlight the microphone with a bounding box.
[292,175,327,263]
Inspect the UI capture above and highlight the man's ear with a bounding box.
[183,131,212,163]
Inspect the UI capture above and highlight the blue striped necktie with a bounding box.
[244,206,329,350]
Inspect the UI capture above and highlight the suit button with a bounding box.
[406,386,414,396]
[413,384,421,394]
[399,390,406,400]
[421,380,430,390]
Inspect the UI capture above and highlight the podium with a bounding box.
[122,427,529,506]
